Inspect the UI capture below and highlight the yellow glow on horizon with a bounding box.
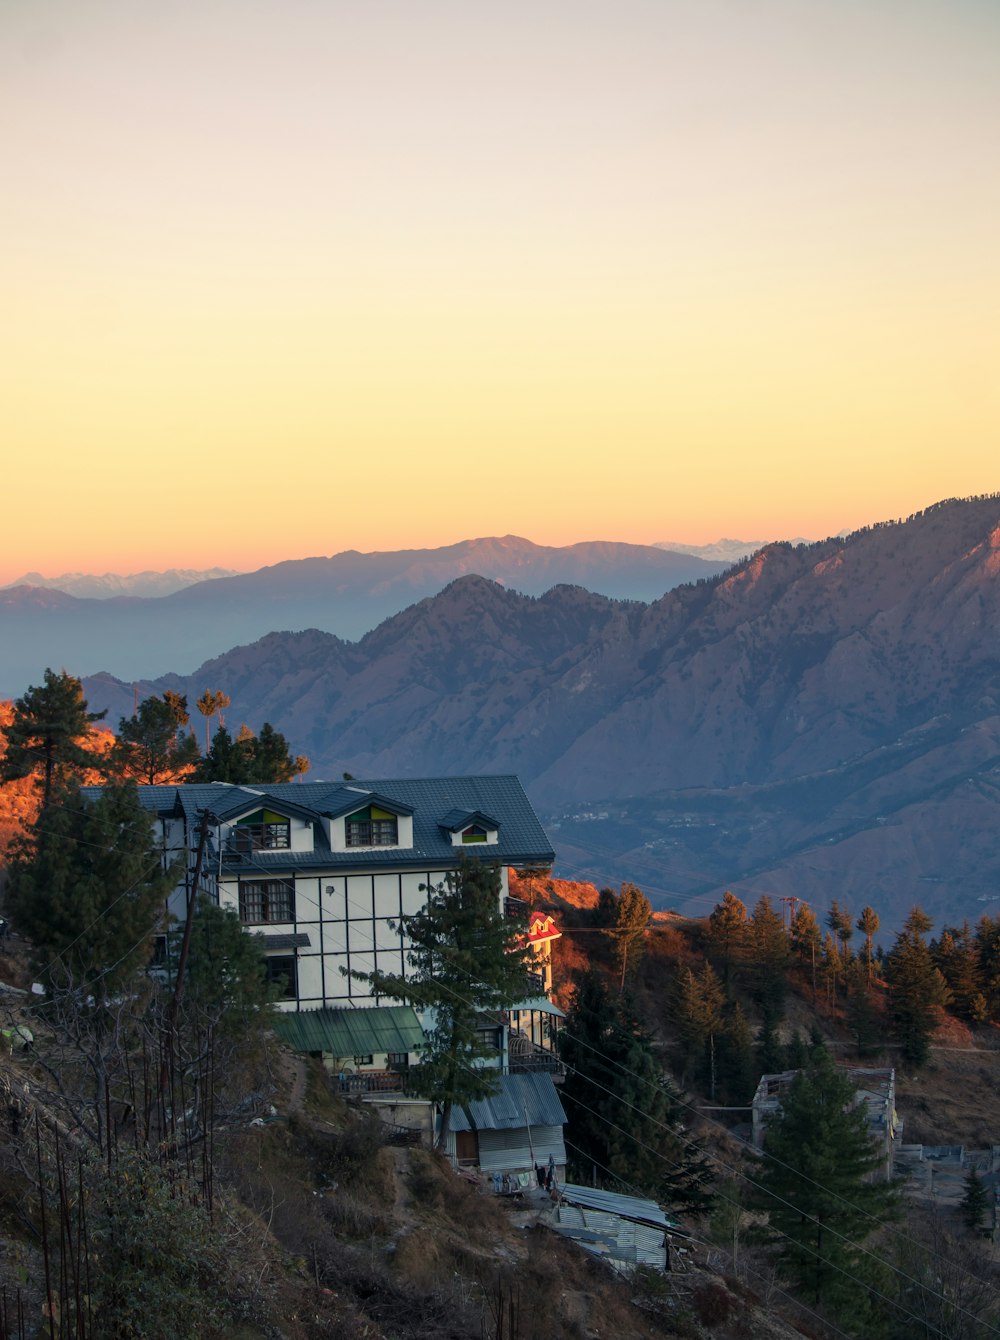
[2,0,998,582]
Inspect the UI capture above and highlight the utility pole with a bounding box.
[158,808,215,1104]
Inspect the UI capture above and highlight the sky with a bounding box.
[2,0,998,583]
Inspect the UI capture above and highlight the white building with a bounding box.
[109,775,555,1012]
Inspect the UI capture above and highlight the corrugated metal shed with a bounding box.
[476,1126,566,1174]
[273,1005,425,1056]
[449,1072,568,1132]
[558,1183,676,1230]
[551,1204,667,1271]
[552,1184,681,1272]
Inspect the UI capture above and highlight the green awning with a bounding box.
[273,1005,426,1057]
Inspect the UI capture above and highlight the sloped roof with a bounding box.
[318,788,415,819]
[558,1183,680,1231]
[439,808,501,832]
[449,1071,567,1133]
[124,774,555,871]
[272,1005,425,1056]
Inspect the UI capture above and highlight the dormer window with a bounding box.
[233,809,290,852]
[346,806,398,847]
[441,808,500,847]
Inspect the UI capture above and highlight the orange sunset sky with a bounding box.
[2,0,998,585]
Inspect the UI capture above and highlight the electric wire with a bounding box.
[7,776,1000,1324]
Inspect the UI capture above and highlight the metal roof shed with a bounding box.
[449,1072,567,1174]
[551,1184,682,1273]
[272,1005,425,1058]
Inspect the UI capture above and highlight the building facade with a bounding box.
[113,774,555,1012]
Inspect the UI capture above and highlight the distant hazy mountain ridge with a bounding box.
[0,537,727,693]
[80,497,1000,931]
[3,568,240,599]
[653,537,813,562]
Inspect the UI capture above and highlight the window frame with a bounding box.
[263,954,298,1000]
[345,807,398,848]
[238,879,295,925]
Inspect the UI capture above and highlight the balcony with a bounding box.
[337,1070,407,1095]
[507,1051,566,1080]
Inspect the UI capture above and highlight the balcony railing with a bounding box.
[337,1070,407,1095]
[507,1052,566,1078]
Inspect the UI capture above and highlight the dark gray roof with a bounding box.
[259,933,311,951]
[126,775,555,871]
[559,1183,681,1231]
[317,787,415,819]
[450,1071,567,1133]
[439,808,501,832]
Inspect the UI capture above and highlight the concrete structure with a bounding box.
[751,1066,899,1178]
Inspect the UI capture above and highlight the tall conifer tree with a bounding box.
[1,668,105,807]
[885,907,949,1067]
[352,857,530,1150]
[4,782,181,994]
[753,1050,897,1320]
[561,971,713,1214]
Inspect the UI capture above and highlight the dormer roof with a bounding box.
[438,808,501,833]
[317,787,415,820]
[122,775,555,871]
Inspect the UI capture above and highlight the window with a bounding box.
[387,1051,410,1070]
[264,955,297,1000]
[461,824,488,844]
[353,1054,374,1067]
[345,806,398,847]
[239,879,294,924]
[233,810,290,852]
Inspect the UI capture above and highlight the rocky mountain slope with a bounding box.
[0,536,727,693]
[79,497,1000,931]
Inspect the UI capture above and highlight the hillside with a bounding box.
[0,536,726,693]
[80,496,1000,931]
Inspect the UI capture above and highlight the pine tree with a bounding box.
[1,668,106,807]
[827,900,854,995]
[790,903,821,1003]
[195,688,230,752]
[110,693,200,784]
[845,960,882,1058]
[716,1001,756,1105]
[192,721,307,784]
[351,857,531,1150]
[706,891,749,994]
[975,915,1000,1021]
[560,972,714,1214]
[748,894,792,1029]
[885,907,950,1067]
[609,881,652,985]
[856,906,880,983]
[961,1167,989,1234]
[4,782,182,993]
[672,962,725,1095]
[752,1050,898,1317]
[932,923,985,1023]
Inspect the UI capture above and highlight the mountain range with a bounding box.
[1,567,240,599]
[0,537,728,694]
[78,495,1000,934]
